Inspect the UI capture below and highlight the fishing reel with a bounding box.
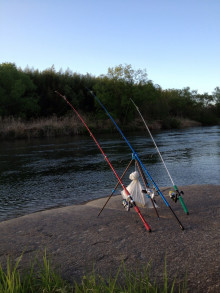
[169,190,184,203]
[143,188,158,205]
[122,199,133,211]
[146,188,156,199]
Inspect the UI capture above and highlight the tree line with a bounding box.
[0,62,219,128]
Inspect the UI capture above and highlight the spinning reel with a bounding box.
[142,187,158,205]
[169,190,184,203]
[122,199,133,211]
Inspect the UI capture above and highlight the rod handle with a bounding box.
[134,206,151,232]
[179,196,189,215]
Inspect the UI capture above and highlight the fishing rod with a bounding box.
[88,90,184,230]
[55,91,151,232]
[135,160,159,218]
[97,158,133,217]
[130,98,189,215]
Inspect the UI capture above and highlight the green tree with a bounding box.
[0,63,40,118]
[133,82,166,120]
[212,87,220,120]
[106,63,148,85]
[94,64,149,122]
[194,92,214,107]
[213,87,220,104]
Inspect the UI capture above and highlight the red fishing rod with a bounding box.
[55,91,151,232]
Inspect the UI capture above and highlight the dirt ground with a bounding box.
[0,184,219,292]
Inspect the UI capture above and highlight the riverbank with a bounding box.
[0,115,202,139]
[0,185,219,292]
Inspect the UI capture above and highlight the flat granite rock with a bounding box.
[0,184,219,292]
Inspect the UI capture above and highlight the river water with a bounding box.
[0,126,219,221]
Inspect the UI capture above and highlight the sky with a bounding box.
[0,0,220,94]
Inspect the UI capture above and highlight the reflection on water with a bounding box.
[0,126,219,221]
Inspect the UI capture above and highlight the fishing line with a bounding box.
[130,98,174,185]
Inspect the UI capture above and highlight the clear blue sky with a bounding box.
[1,0,219,94]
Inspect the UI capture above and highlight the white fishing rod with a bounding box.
[130,98,189,215]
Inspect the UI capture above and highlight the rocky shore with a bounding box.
[0,184,219,292]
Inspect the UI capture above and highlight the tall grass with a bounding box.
[0,252,70,293]
[0,114,119,139]
[75,261,187,293]
[0,115,87,139]
[0,115,198,140]
[0,251,187,293]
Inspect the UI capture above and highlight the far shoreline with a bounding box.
[0,115,205,140]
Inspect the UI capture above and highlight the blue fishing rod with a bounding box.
[88,90,184,230]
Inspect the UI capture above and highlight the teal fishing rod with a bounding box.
[88,90,184,230]
[130,98,189,215]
